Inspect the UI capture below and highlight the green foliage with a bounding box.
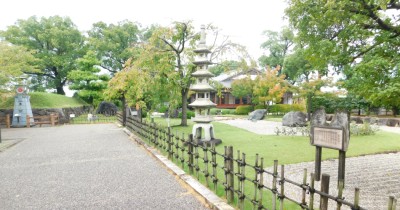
[208,60,243,76]
[178,110,194,119]
[231,77,254,100]
[68,50,110,106]
[88,21,140,74]
[286,0,400,113]
[259,27,294,68]
[0,92,87,109]
[311,93,370,114]
[254,104,266,109]
[0,41,39,92]
[268,104,305,115]
[1,16,86,95]
[235,105,254,115]
[350,121,380,136]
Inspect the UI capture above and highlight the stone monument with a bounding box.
[189,25,221,146]
[12,77,34,127]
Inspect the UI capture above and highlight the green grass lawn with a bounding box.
[0,92,88,109]
[153,117,400,167]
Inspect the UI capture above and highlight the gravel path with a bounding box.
[0,124,209,210]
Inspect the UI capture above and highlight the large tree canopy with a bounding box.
[88,20,140,74]
[0,16,85,95]
[286,0,400,113]
[0,41,39,91]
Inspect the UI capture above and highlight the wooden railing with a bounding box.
[0,114,11,128]
[119,114,398,210]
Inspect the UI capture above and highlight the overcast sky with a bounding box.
[0,0,288,60]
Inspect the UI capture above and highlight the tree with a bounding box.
[68,51,110,105]
[88,20,141,74]
[286,0,400,114]
[231,77,254,104]
[0,41,39,92]
[258,27,294,68]
[0,16,85,95]
[253,66,288,107]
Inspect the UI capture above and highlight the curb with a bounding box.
[122,127,234,210]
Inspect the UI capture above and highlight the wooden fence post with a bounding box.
[258,157,264,209]
[320,173,330,210]
[337,180,344,210]
[6,114,10,128]
[388,196,397,210]
[272,160,278,210]
[315,146,322,181]
[354,188,360,209]
[26,115,30,128]
[302,168,307,207]
[309,173,315,210]
[211,143,218,192]
[188,134,194,175]
[280,165,285,210]
[50,114,55,126]
[167,127,172,159]
[225,146,234,204]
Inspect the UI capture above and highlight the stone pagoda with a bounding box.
[189,25,221,145]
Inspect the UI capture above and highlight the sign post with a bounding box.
[310,109,349,185]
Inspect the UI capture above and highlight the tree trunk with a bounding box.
[181,89,188,126]
[392,107,399,117]
[56,86,65,95]
[121,95,126,126]
[307,94,312,121]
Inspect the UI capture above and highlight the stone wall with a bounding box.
[0,106,92,125]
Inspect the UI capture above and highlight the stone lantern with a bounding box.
[189,25,221,145]
[12,77,34,127]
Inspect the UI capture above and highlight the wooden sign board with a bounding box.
[311,126,347,151]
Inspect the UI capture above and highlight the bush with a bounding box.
[268,104,305,115]
[254,104,266,110]
[350,121,379,136]
[141,110,148,118]
[235,105,254,115]
[178,110,195,119]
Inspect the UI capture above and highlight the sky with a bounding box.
[0,0,288,60]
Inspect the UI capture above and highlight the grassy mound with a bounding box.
[0,92,88,109]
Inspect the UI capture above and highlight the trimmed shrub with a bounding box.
[254,104,266,110]
[235,105,254,115]
[178,110,195,119]
[268,104,305,115]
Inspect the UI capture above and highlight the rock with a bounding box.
[282,111,307,127]
[387,119,400,127]
[248,109,266,121]
[96,101,118,116]
[311,108,327,126]
[331,111,350,150]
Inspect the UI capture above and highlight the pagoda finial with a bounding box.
[199,24,206,45]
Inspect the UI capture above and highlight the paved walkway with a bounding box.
[219,119,400,209]
[0,124,209,210]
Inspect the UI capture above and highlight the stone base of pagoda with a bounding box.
[192,123,221,146]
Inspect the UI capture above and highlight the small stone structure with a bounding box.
[96,101,118,116]
[282,111,307,127]
[248,109,266,121]
[12,81,34,127]
[188,25,221,145]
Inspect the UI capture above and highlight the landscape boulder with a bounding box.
[282,111,307,127]
[248,109,267,121]
[96,101,118,116]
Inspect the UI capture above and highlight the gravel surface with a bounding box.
[0,124,209,210]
